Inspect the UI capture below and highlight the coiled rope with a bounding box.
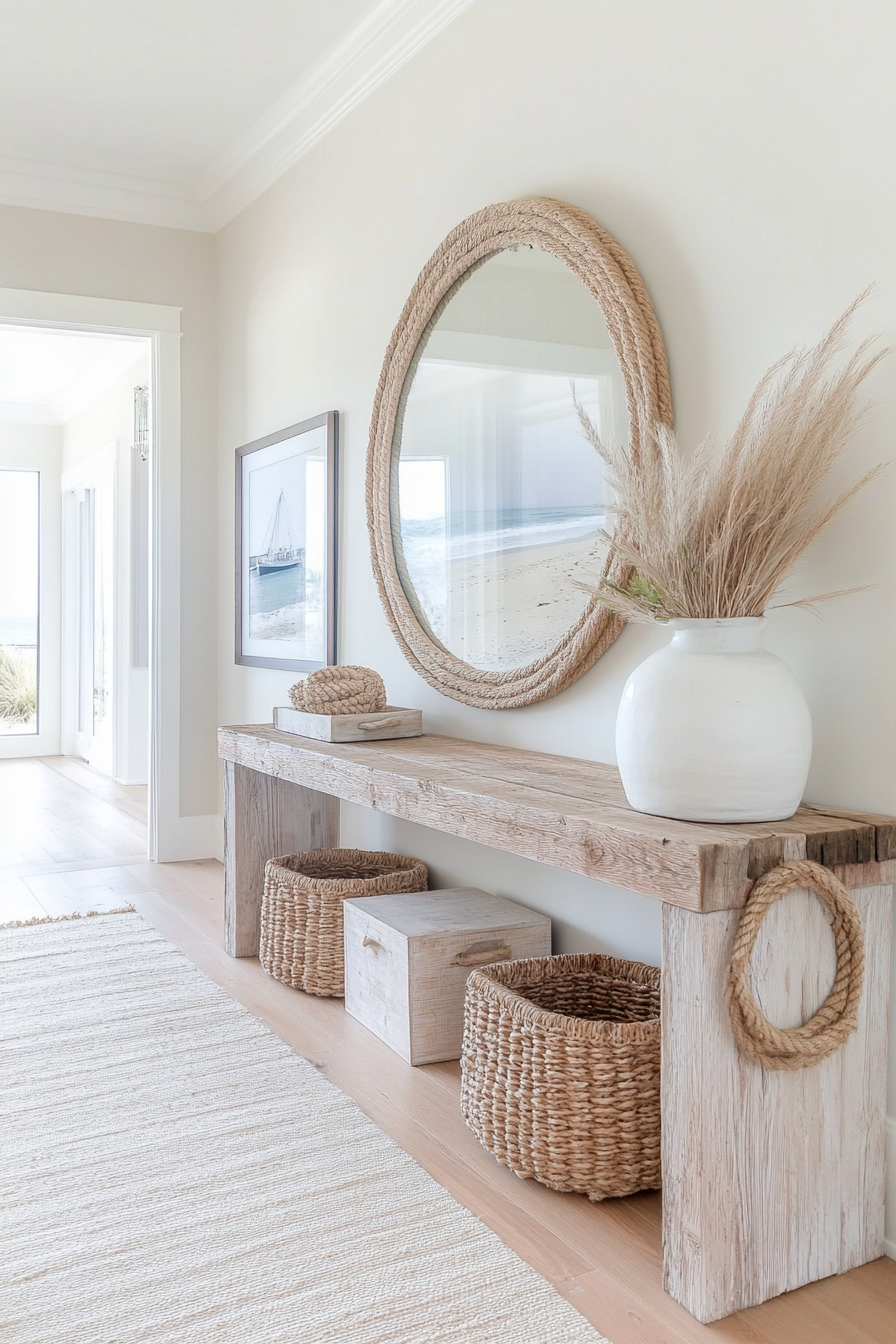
[726,860,864,1071]
[289,666,387,716]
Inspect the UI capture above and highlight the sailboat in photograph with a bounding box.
[252,489,304,574]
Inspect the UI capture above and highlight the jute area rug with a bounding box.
[1,913,609,1344]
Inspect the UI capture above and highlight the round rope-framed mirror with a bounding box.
[366,196,672,709]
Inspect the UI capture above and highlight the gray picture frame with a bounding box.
[235,412,338,671]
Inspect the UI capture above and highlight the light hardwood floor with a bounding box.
[0,757,146,922]
[2,759,894,1343]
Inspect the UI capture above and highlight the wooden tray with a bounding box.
[273,705,422,743]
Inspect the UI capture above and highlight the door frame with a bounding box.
[61,441,119,772]
[0,288,182,861]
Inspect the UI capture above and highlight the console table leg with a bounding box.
[223,760,339,958]
[661,884,891,1323]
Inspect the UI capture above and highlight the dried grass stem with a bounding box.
[577,296,888,622]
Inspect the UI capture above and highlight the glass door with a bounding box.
[71,462,115,774]
[0,470,39,738]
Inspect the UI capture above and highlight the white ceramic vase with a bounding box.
[615,617,812,823]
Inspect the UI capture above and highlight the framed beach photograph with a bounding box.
[235,412,337,671]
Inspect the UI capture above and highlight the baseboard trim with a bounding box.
[157,814,223,863]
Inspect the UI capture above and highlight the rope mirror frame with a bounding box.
[726,859,865,1071]
[365,196,673,710]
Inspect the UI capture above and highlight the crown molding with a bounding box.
[0,0,475,234]
[0,400,60,425]
[0,156,208,232]
[198,0,476,229]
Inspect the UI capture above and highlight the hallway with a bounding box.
[0,757,147,921]
[0,752,893,1342]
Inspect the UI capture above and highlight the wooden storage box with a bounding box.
[343,888,551,1065]
[274,705,422,742]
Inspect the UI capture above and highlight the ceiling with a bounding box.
[0,327,148,425]
[0,0,474,233]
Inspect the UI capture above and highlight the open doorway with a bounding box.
[0,288,188,865]
[0,467,39,740]
[59,347,152,789]
[0,323,152,851]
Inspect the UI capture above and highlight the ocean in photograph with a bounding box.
[243,440,328,663]
[400,505,606,670]
[248,564,325,657]
[250,564,303,634]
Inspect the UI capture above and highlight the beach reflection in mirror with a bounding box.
[394,249,627,672]
[236,413,337,672]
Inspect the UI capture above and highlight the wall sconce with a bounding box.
[133,384,149,462]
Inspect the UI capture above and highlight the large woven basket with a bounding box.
[461,953,661,1201]
[260,848,428,997]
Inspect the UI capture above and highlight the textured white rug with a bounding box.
[1,914,608,1344]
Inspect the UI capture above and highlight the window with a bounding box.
[0,469,39,735]
[398,457,449,642]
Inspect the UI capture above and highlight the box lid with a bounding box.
[343,887,550,937]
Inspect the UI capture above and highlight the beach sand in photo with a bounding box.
[250,603,304,640]
[249,602,326,660]
[441,534,608,670]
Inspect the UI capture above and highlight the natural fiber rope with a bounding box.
[726,860,865,1071]
[365,196,672,710]
[289,666,387,716]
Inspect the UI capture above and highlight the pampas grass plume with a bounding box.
[577,295,888,622]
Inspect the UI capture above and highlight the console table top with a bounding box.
[218,725,896,912]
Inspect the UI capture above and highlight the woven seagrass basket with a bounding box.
[260,848,428,997]
[461,953,661,1201]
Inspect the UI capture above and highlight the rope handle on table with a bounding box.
[726,859,865,1071]
[358,717,402,732]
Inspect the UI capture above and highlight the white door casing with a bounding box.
[0,287,213,862]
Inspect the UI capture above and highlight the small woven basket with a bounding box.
[260,848,428,997]
[461,953,661,1201]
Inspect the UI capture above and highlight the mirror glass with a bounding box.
[393,248,628,671]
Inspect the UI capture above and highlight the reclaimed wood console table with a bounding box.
[218,724,894,1324]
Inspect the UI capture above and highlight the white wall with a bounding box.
[0,203,217,819]
[0,423,63,757]
[215,0,896,1244]
[62,345,147,469]
[63,345,151,784]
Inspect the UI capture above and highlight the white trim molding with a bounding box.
[0,156,207,233]
[0,289,182,334]
[165,813,225,864]
[0,0,475,234]
[198,0,476,229]
[0,289,196,863]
